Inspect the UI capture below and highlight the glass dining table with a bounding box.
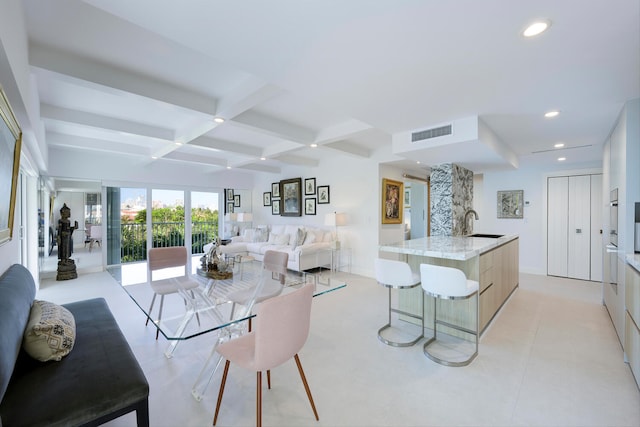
[108,258,346,400]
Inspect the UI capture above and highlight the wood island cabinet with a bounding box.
[479,238,519,330]
[624,263,640,386]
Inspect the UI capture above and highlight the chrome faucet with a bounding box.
[464,209,479,235]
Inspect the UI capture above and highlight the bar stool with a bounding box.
[420,264,479,366]
[375,258,424,347]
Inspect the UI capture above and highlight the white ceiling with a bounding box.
[22,0,640,179]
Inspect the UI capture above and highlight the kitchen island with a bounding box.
[379,234,519,337]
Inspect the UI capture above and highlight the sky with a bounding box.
[120,188,219,211]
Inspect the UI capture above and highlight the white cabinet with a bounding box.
[548,174,603,281]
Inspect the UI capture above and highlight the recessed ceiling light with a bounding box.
[523,19,551,37]
[213,117,225,123]
[226,166,231,169]
[416,161,421,164]
[151,156,158,160]
[558,157,566,161]
[175,142,183,146]
[545,110,560,118]
[554,143,565,148]
[260,157,266,161]
[310,143,318,148]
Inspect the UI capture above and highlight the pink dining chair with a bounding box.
[213,283,319,427]
[146,246,200,340]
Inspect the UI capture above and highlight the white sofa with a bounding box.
[212,225,335,272]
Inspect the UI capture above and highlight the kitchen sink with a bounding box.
[468,233,504,238]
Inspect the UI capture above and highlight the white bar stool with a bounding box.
[375,258,424,347]
[420,264,479,367]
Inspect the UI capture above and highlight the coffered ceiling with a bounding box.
[22,0,640,178]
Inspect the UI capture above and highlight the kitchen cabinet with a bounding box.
[625,262,640,387]
[547,174,603,281]
[479,238,519,330]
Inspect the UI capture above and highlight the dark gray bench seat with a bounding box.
[0,264,149,427]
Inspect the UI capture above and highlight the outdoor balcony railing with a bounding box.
[120,221,217,263]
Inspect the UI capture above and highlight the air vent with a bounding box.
[411,124,452,142]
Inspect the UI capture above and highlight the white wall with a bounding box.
[474,164,602,275]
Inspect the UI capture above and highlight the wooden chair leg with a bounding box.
[267,370,271,389]
[294,354,319,421]
[257,371,262,427]
[213,360,230,426]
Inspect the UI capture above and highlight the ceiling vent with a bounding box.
[411,124,452,142]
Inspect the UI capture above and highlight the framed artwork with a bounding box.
[271,200,281,215]
[317,185,330,204]
[226,189,234,202]
[226,202,234,214]
[271,182,280,198]
[234,194,240,207]
[0,87,22,245]
[382,178,403,224]
[304,177,316,195]
[305,198,316,215]
[281,177,302,216]
[263,192,271,206]
[497,190,524,219]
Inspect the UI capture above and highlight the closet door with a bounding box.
[548,177,568,277]
[590,174,603,281]
[567,175,591,280]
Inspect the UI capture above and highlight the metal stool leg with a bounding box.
[377,284,424,347]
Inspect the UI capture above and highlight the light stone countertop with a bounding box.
[379,234,519,261]
[626,253,640,273]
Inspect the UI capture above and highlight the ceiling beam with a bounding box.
[230,110,315,144]
[30,43,217,115]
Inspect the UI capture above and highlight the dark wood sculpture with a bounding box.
[56,203,78,280]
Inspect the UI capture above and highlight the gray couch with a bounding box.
[0,264,149,427]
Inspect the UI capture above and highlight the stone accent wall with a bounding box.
[430,163,473,236]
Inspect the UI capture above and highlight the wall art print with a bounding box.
[497,190,524,219]
[382,178,403,224]
[0,87,22,246]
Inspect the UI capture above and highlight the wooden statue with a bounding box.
[56,203,78,280]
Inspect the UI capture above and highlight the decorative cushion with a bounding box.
[303,232,316,245]
[22,300,76,362]
[293,228,307,248]
[254,228,268,242]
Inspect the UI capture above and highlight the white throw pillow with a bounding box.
[292,228,307,248]
[303,232,316,245]
[275,233,290,245]
[268,233,279,244]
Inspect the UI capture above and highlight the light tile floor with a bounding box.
[37,270,640,427]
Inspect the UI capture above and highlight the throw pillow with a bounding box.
[23,300,76,362]
[268,233,279,244]
[275,233,290,245]
[303,232,316,245]
[293,228,307,248]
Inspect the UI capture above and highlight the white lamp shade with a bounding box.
[237,212,252,222]
[324,213,336,227]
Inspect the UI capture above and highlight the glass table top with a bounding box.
[107,259,346,341]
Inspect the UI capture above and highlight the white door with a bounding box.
[590,174,603,281]
[548,177,568,277]
[567,175,591,280]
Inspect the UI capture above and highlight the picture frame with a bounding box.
[226,188,234,202]
[304,198,316,215]
[382,178,403,224]
[304,177,316,195]
[263,192,271,207]
[271,200,280,215]
[281,177,302,216]
[234,194,240,207]
[271,182,280,198]
[317,185,330,204]
[226,201,234,214]
[497,190,524,219]
[0,87,22,246]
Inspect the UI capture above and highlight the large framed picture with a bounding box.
[317,185,330,204]
[382,178,403,224]
[0,87,22,246]
[305,198,316,215]
[281,177,302,216]
[497,190,524,219]
[304,177,316,195]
